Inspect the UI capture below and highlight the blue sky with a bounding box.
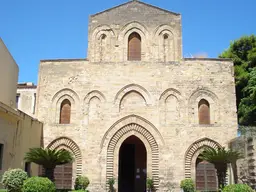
[1,0,255,84]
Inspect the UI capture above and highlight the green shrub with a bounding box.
[180,179,195,192]
[222,184,254,192]
[107,178,115,192]
[22,177,55,192]
[146,178,154,191]
[74,176,90,190]
[1,168,28,192]
[72,190,89,192]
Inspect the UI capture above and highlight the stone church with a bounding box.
[35,0,238,191]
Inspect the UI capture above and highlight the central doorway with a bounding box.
[118,136,147,192]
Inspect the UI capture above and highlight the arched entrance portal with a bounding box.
[118,136,147,192]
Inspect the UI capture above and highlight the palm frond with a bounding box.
[24,148,74,168]
[199,147,243,164]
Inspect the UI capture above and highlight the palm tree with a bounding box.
[199,147,243,189]
[24,148,73,182]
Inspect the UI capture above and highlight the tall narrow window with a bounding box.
[198,99,210,124]
[0,144,4,170]
[163,34,169,62]
[59,99,71,124]
[100,34,107,61]
[33,93,36,114]
[16,94,20,108]
[128,32,141,61]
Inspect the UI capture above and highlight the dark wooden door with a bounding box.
[54,163,73,189]
[196,160,217,191]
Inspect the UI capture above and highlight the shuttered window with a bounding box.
[198,99,210,125]
[59,99,71,124]
[128,32,141,61]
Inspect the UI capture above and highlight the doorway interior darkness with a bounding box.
[118,136,147,192]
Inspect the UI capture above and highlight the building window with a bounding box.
[33,93,36,114]
[0,144,4,170]
[59,99,71,124]
[198,99,210,125]
[128,32,141,61]
[16,94,20,108]
[25,162,31,177]
[100,34,107,61]
[163,34,169,62]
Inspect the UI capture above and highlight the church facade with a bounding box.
[36,1,238,191]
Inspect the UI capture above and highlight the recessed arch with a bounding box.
[106,124,160,189]
[118,21,149,61]
[90,25,116,62]
[184,138,222,179]
[51,88,80,124]
[47,137,82,176]
[114,84,151,107]
[84,90,105,123]
[188,88,219,124]
[100,115,164,190]
[84,90,106,104]
[52,88,80,103]
[159,88,182,124]
[153,25,179,61]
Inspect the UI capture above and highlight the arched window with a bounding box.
[59,99,71,124]
[128,32,141,61]
[198,99,210,124]
[163,34,169,62]
[99,34,107,61]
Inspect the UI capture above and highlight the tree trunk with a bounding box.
[231,161,238,184]
[215,163,228,190]
[44,167,55,182]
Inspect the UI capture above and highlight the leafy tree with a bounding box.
[238,68,256,125]
[219,35,256,126]
[199,147,243,188]
[24,148,73,182]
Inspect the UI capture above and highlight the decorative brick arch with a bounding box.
[101,115,164,189]
[47,137,82,176]
[114,84,151,108]
[184,138,222,179]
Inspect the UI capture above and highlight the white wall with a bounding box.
[0,38,19,108]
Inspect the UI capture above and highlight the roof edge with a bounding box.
[91,1,180,17]
[183,58,233,62]
[40,58,88,62]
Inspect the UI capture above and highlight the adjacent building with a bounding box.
[35,1,238,191]
[0,38,43,180]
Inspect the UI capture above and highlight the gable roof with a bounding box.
[91,0,180,17]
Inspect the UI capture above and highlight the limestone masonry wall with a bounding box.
[37,59,237,191]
